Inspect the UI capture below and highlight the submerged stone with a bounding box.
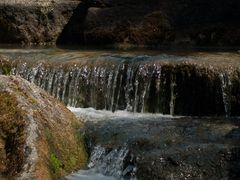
[70,108,240,180]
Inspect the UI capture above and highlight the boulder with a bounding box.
[0,75,88,179]
[0,0,80,45]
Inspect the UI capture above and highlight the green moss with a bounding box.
[2,66,11,75]
[0,130,6,139]
[50,153,62,173]
[0,59,11,75]
[44,126,88,178]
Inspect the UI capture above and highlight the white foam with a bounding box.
[68,107,180,122]
[66,169,116,180]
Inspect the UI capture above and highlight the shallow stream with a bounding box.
[67,107,240,180]
[0,47,240,179]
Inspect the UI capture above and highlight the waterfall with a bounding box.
[3,58,239,116]
[110,65,120,112]
[125,65,134,111]
[11,60,164,113]
[169,74,176,116]
[219,73,232,117]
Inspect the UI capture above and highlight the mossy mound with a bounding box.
[0,75,88,179]
[0,56,11,75]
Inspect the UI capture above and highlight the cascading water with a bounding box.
[11,60,166,112]
[169,74,176,115]
[66,145,137,180]
[87,145,135,178]
[219,73,232,117]
[1,49,240,180]
[4,52,239,116]
[1,49,240,116]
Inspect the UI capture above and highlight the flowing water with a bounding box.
[0,47,240,179]
[1,48,240,116]
[66,108,177,180]
[67,107,240,180]
[66,144,134,180]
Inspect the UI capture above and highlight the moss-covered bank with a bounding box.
[0,75,88,179]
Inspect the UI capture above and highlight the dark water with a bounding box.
[67,107,240,180]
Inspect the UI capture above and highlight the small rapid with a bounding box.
[67,107,240,180]
[66,145,136,180]
[67,107,179,180]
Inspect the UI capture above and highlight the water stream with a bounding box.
[0,48,240,179]
[67,107,240,180]
[1,48,240,116]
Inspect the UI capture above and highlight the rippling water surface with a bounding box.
[67,107,239,180]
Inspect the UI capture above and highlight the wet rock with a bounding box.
[0,75,88,179]
[136,145,240,180]
[77,111,240,180]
